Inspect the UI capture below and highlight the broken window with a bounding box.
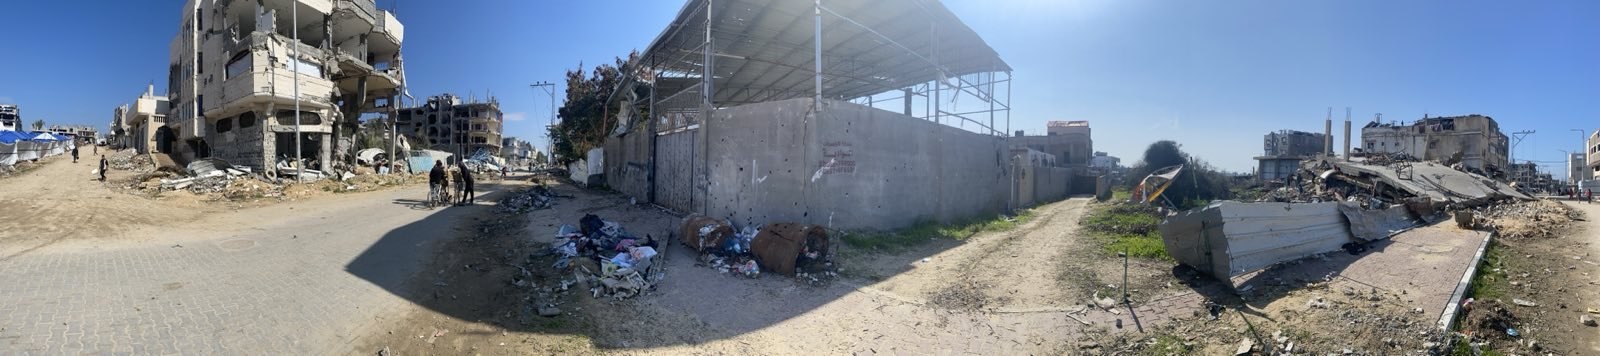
[239,112,256,128]
[288,57,322,78]
[275,110,322,125]
[216,118,232,133]
[226,51,251,79]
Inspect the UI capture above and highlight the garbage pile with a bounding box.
[499,184,561,213]
[1472,199,1581,238]
[548,214,664,299]
[678,215,836,283]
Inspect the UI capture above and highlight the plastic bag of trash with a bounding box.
[556,224,582,238]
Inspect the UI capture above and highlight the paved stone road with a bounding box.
[0,186,491,354]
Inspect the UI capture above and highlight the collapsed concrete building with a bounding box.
[163,0,406,172]
[1254,130,1330,182]
[1164,156,1530,282]
[394,93,503,157]
[1361,115,1509,175]
[111,85,171,153]
[596,0,1082,230]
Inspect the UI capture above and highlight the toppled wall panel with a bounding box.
[1339,203,1420,242]
[1161,201,1353,280]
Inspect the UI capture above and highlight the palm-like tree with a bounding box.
[30,119,44,131]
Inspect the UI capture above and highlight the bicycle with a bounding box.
[428,183,452,208]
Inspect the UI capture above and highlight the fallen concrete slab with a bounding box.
[1339,202,1421,242]
[1160,201,1353,281]
[1320,159,1530,206]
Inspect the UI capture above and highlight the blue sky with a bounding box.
[0,0,1595,173]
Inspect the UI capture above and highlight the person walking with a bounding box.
[1587,189,1593,204]
[71,143,79,163]
[98,155,108,181]
[457,162,476,205]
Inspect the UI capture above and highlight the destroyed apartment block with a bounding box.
[395,93,504,158]
[1163,156,1532,283]
[163,0,406,175]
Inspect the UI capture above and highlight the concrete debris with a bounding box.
[1512,298,1538,307]
[106,149,153,173]
[1164,156,1557,284]
[499,184,559,213]
[1234,338,1253,355]
[1474,199,1580,239]
[1583,314,1597,327]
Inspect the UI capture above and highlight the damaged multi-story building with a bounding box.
[394,93,503,157]
[164,0,405,171]
[1360,115,1509,174]
[0,104,18,131]
[1254,130,1330,182]
[111,85,171,153]
[500,137,534,168]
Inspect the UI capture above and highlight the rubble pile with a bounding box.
[1461,299,1520,339]
[105,149,152,173]
[1257,158,1530,210]
[498,184,559,213]
[1474,199,1581,238]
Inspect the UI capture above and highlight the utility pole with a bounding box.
[293,3,303,182]
[530,82,556,165]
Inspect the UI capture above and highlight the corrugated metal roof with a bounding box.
[639,0,1009,107]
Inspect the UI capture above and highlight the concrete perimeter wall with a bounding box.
[604,98,1069,231]
[700,98,1014,230]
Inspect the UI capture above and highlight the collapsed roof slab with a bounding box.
[1319,160,1532,206]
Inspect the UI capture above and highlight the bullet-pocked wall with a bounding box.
[698,98,1014,230]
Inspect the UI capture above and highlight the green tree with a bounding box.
[30,119,44,131]
[550,51,648,166]
[533,151,548,165]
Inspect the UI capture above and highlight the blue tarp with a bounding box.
[0,131,27,144]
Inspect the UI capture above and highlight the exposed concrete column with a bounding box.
[1324,117,1332,157]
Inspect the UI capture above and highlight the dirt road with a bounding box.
[0,156,506,354]
[0,156,207,259]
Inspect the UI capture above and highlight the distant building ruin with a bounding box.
[1360,115,1509,174]
[395,94,503,157]
[0,104,18,131]
[1254,130,1330,182]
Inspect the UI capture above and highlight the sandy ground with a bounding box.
[1489,200,1600,354]
[0,152,426,260]
[0,156,207,259]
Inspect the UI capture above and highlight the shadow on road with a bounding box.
[342,174,975,350]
